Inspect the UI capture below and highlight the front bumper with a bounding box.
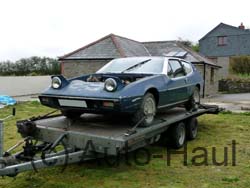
[39,95,142,114]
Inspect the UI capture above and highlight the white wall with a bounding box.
[0,76,51,96]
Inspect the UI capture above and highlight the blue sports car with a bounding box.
[39,57,203,126]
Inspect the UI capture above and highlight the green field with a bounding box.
[0,102,250,188]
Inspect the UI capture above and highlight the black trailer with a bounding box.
[0,104,220,177]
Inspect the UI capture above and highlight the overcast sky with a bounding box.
[0,0,249,61]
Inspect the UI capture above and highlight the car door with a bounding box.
[164,59,187,104]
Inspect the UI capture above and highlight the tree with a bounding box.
[178,38,199,52]
[192,43,199,52]
[0,56,60,76]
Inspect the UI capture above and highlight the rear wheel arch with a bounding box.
[131,92,157,127]
[195,84,200,91]
[146,88,159,106]
[185,86,200,111]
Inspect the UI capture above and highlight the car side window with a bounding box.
[181,61,192,75]
[167,63,174,78]
[168,60,185,78]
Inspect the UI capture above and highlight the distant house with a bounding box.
[199,22,250,78]
[59,34,220,97]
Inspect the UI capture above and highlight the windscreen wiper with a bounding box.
[121,59,151,73]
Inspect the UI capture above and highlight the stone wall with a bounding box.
[207,57,230,79]
[219,79,250,93]
[61,59,110,78]
[195,64,219,97]
[205,66,219,96]
[216,57,230,79]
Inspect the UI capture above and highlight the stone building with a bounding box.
[59,34,150,77]
[199,22,250,79]
[59,34,220,97]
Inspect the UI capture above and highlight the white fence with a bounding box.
[0,76,51,96]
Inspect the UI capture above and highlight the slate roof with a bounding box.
[59,34,150,60]
[143,41,220,68]
[59,33,220,68]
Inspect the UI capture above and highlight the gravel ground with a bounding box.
[203,93,250,112]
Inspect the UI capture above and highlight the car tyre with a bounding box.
[61,110,83,119]
[186,117,198,140]
[131,93,156,127]
[169,122,186,149]
[185,87,200,112]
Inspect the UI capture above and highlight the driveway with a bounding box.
[203,93,250,112]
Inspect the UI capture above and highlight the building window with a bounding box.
[217,36,227,46]
[210,68,215,84]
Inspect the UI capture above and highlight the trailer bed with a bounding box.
[34,105,219,154]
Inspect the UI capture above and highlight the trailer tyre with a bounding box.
[185,87,200,112]
[186,117,198,140]
[169,122,186,149]
[131,93,156,127]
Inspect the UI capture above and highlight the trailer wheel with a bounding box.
[131,93,156,127]
[186,117,198,140]
[169,122,186,149]
[185,87,200,112]
[61,110,83,119]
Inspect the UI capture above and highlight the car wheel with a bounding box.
[169,122,186,149]
[186,117,198,140]
[61,110,83,119]
[132,93,156,127]
[185,87,200,112]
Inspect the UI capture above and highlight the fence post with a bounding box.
[0,120,3,157]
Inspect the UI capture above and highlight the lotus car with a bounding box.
[39,57,203,126]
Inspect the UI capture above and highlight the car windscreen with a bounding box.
[97,57,164,74]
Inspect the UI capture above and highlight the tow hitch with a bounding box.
[0,110,98,177]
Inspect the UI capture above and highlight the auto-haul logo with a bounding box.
[166,140,236,166]
[40,139,237,170]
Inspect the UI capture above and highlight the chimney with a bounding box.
[239,22,245,30]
